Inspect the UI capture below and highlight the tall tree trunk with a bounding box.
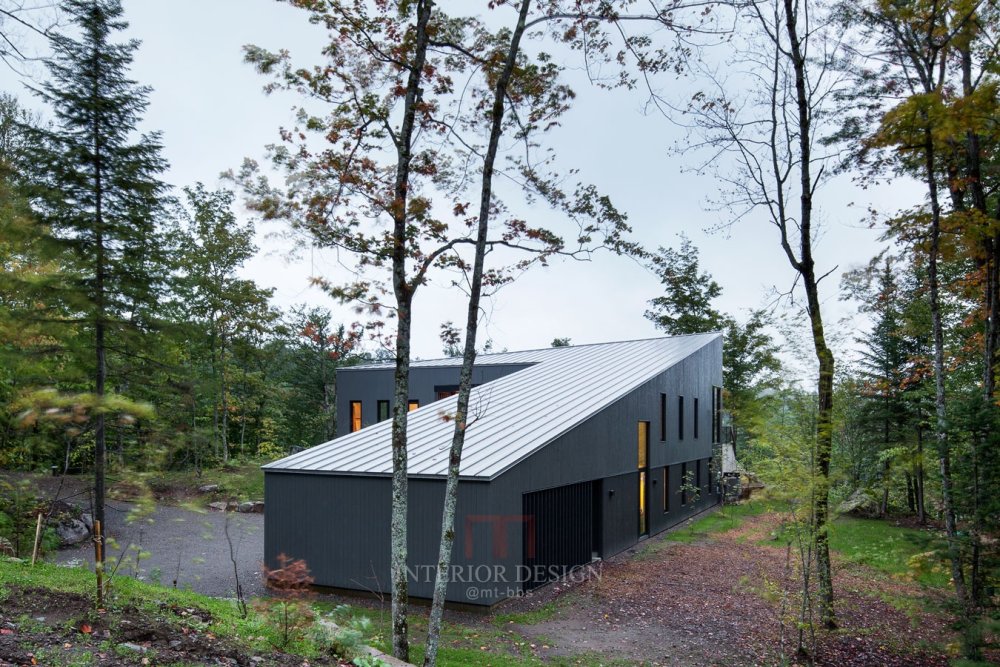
[320,335,335,440]
[388,1,434,660]
[92,52,106,578]
[916,422,925,523]
[905,471,915,513]
[924,125,970,617]
[220,329,229,465]
[781,0,835,628]
[423,3,531,664]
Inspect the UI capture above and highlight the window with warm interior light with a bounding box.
[350,401,362,433]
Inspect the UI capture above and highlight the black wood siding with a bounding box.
[264,472,499,605]
[521,481,594,590]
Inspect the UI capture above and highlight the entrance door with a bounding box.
[638,421,650,536]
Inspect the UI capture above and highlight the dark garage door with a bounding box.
[522,480,596,591]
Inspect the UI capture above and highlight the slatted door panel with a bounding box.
[522,481,593,591]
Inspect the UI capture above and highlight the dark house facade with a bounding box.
[264,334,723,606]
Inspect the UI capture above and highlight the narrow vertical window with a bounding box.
[694,397,700,439]
[663,466,670,513]
[712,386,723,443]
[637,421,649,468]
[678,395,685,440]
[377,400,390,422]
[680,462,688,505]
[696,458,702,490]
[659,393,667,442]
[349,401,362,433]
[638,421,650,536]
[408,399,419,412]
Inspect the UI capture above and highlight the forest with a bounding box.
[0,0,998,666]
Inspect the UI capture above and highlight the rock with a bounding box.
[207,501,233,512]
[119,642,148,653]
[837,488,880,517]
[198,484,220,493]
[80,512,93,531]
[56,518,90,546]
[237,501,264,514]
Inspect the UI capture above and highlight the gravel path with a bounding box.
[55,501,265,599]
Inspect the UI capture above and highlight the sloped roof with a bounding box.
[263,333,720,480]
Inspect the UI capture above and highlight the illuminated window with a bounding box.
[408,400,419,412]
[638,421,650,536]
[350,401,362,433]
[377,400,390,422]
[637,421,649,469]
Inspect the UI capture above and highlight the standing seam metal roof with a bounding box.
[262,333,720,480]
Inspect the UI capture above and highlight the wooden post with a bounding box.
[94,519,104,608]
[30,513,43,565]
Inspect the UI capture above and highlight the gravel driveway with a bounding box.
[55,501,265,599]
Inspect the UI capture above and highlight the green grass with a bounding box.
[0,556,348,663]
[493,600,561,626]
[661,498,774,544]
[828,516,950,588]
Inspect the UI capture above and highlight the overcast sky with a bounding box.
[2,0,919,365]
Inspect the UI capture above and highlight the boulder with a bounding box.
[56,518,90,546]
[208,501,236,512]
[80,512,93,531]
[837,488,880,517]
[237,501,264,514]
[197,484,220,493]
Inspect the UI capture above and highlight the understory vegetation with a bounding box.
[3,499,991,667]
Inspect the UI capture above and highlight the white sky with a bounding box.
[1,0,921,366]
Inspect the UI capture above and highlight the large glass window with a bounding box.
[377,400,390,422]
[350,401,362,433]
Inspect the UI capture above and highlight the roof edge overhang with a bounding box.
[260,466,491,482]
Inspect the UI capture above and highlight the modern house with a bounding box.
[263,333,723,606]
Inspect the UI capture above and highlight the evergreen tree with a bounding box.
[645,236,781,453]
[25,0,168,574]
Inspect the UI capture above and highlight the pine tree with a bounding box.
[25,0,168,579]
